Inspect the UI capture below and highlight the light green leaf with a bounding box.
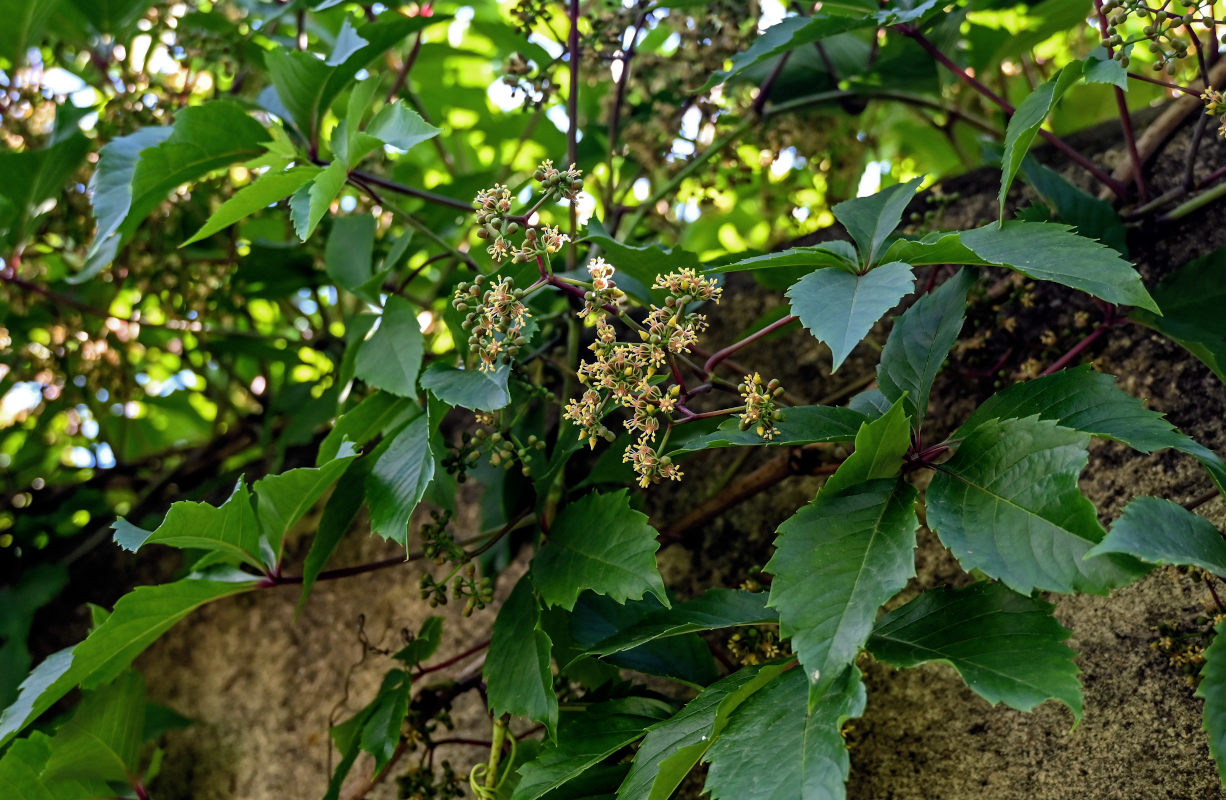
[1132,245,1226,384]
[701,15,873,90]
[420,362,511,411]
[587,589,774,658]
[877,269,974,430]
[111,479,264,570]
[324,213,376,290]
[708,241,860,274]
[927,416,1148,595]
[617,663,789,800]
[1086,496,1226,574]
[355,295,425,398]
[366,414,434,545]
[323,669,411,800]
[289,158,349,241]
[512,698,674,800]
[366,101,443,152]
[182,166,319,246]
[533,490,668,611]
[999,61,1084,220]
[960,222,1157,312]
[326,17,369,66]
[0,733,59,800]
[958,366,1226,493]
[787,261,915,371]
[878,230,987,267]
[832,178,923,266]
[868,582,1083,721]
[666,405,865,456]
[1197,619,1226,785]
[485,575,558,740]
[703,666,866,800]
[43,672,146,783]
[392,617,443,666]
[253,446,359,564]
[1084,47,1128,90]
[822,397,911,495]
[767,478,918,701]
[0,573,258,747]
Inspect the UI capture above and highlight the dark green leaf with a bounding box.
[708,241,859,274]
[868,582,1083,721]
[65,0,153,34]
[616,663,789,800]
[355,295,425,398]
[0,572,258,747]
[1083,47,1128,90]
[297,459,370,615]
[832,178,922,266]
[366,101,443,151]
[420,362,511,411]
[317,391,416,466]
[182,166,319,245]
[703,666,866,800]
[513,698,675,800]
[877,269,973,430]
[927,416,1147,594]
[324,669,411,800]
[1020,158,1128,254]
[787,261,915,370]
[366,414,434,545]
[0,127,89,248]
[533,490,668,611]
[958,366,1226,493]
[289,159,349,241]
[0,0,59,68]
[324,213,375,291]
[666,405,865,456]
[86,126,172,262]
[582,218,699,302]
[960,221,1157,311]
[767,478,918,700]
[485,576,558,740]
[1132,245,1226,384]
[1197,618,1226,785]
[701,15,872,90]
[1086,496,1226,574]
[999,62,1084,220]
[111,478,264,569]
[393,617,443,666]
[587,589,774,658]
[326,17,369,66]
[0,564,67,710]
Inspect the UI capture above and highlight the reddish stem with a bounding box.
[415,639,490,678]
[703,315,798,375]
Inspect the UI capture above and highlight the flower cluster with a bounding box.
[563,267,722,488]
[738,372,785,440]
[452,274,530,373]
[533,159,584,201]
[580,257,626,316]
[1098,0,1198,72]
[472,161,579,264]
[1204,90,1226,138]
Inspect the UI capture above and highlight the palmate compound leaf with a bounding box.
[586,589,775,658]
[0,571,258,747]
[786,261,915,371]
[484,575,558,741]
[252,445,359,566]
[768,400,917,702]
[181,166,320,245]
[1197,618,1226,785]
[877,269,975,431]
[1085,496,1226,574]
[703,666,866,800]
[616,662,790,800]
[512,697,675,800]
[927,416,1148,595]
[866,582,1083,722]
[957,366,1226,494]
[531,490,668,611]
[831,178,923,267]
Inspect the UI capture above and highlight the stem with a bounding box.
[703,315,798,375]
[1125,70,1202,96]
[566,0,580,270]
[415,640,491,678]
[1163,178,1226,220]
[1039,320,1115,376]
[386,23,426,103]
[340,165,472,212]
[1094,0,1147,200]
[898,25,1128,199]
